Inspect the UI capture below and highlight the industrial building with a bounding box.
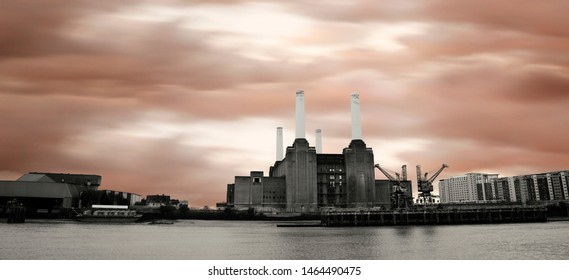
[226,91,412,213]
[438,170,569,204]
[0,172,141,215]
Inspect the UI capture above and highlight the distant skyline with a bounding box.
[1,1,568,207]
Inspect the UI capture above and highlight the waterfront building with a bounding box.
[146,194,172,207]
[492,177,512,202]
[496,171,569,203]
[226,91,406,213]
[98,190,142,207]
[0,172,102,210]
[439,170,569,204]
[79,189,142,208]
[0,172,142,214]
[438,173,499,203]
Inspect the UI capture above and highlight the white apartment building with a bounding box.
[440,170,569,204]
[439,173,499,203]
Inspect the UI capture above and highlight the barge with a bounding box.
[75,204,141,223]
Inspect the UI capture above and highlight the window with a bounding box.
[330,175,335,180]
[253,177,261,184]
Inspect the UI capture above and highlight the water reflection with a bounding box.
[394,226,412,237]
[0,220,567,260]
[420,226,436,236]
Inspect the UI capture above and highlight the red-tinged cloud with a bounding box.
[422,0,569,37]
[1,0,568,205]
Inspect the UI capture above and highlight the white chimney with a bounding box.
[295,90,305,139]
[315,129,322,153]
[276,127,283,160]
[351,93,362,140]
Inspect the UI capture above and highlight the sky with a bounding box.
[1,0,568,207]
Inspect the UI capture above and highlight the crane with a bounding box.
[416,164,448,206]
[374,164,412,209]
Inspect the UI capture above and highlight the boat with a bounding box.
[263,212,302,218]
[148,219,175,225]
[75,205,142,223]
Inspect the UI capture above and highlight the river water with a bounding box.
[1,219,567,260]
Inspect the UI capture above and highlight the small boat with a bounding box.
[75,205,142,223]
[264,212,302,218]
[148,219,175,225]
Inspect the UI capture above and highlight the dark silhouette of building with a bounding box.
[0,172,141,215]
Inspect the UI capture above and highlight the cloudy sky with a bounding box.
[1,0,568,207]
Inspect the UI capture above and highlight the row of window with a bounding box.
[263,196,284,200]
[317,167,344,173]
[264,190,283,194]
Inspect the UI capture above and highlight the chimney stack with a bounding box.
[295,90,305,139]
[351,93,362,140]
[315,129,322,153]
[276,127,283,160]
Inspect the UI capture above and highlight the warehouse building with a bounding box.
[0,172,141,214]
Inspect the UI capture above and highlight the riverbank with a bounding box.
[138,208,320,222]
[3,202,568,224]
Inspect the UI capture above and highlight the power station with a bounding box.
[225,90,412,213]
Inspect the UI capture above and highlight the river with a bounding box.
[1,219,567,259]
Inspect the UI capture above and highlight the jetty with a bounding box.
[321,206,547,227]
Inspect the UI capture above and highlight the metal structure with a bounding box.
[375,164,411,209]
[416,164,448,205]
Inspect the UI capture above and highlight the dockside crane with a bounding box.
[374,164,412,209]
[416,164,448,206]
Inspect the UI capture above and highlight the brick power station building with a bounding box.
[226,91,411,213]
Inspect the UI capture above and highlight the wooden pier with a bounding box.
[321,206,547,227]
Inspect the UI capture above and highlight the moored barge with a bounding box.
[75,204,141,223]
